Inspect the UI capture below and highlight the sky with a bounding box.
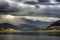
[0,0,60,27]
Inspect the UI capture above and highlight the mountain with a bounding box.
[17,18,53,31]
[47,20,60,30]
[21,18,52,28]
[0,23,17,29]
[18,24,38,31]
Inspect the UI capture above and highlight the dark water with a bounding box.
[0,32,60,40]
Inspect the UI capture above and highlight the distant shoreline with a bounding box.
[0,30,60,33]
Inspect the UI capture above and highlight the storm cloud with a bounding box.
[0,0,60,19]
[0,0,21,12]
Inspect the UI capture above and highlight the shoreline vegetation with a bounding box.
[0,30,60,33]
[0,26,60,33]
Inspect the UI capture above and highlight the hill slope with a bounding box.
[0,23,17,29]
[47,20,60,30]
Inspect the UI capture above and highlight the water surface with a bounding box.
[0,32,60,40]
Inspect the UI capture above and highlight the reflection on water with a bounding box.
[0,32,60,40]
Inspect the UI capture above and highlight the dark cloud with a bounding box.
[38,0,60,3]
[38,0,49,3]
[0,0,60,18]
[0,7,20,12]
[56,0,60,2]
[0,1,9,9]
[0,0,21,13]
[32,8,60,18]
[12,7,60,18]
[24,1,38,5]
[2,6,20,12]
[12,0,21,2]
